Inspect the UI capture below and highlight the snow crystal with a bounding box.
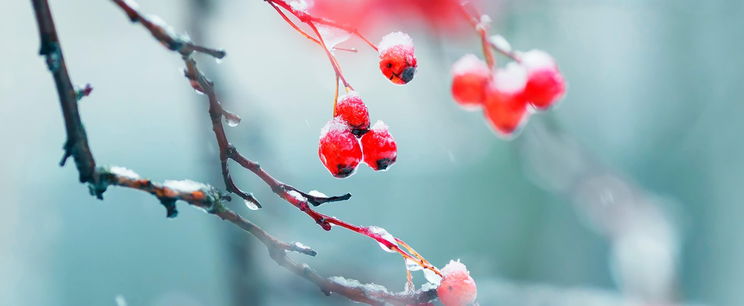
[520,49,556,71]
[490,34,512,53]
[244,199,259,211]
[367,226,398,253]
[109,166,140,180]
[491,62,527,94]
[329,276,390,294]
[378,32,414,53]
[307,190,328,198]
[338,90,361,101]
[318,25,350,50]
[370,120,389,132]
[319,117,349,139]
[287,190,307,202]
[441,259,470,276]
[122,0,139,10]
[163,179,207,193]
[423,268,442,285]
[451,54,489,76]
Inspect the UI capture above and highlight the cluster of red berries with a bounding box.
[451,50,565,136]
[319,92,398,178]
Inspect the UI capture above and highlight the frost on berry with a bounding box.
[360,121,398,171]
[436,260,478,306]
[451,54,491,109]
[318,118,363,178]
[334,91,370,137]
[520,49,566,110]
[483,62,530,137]
[378,32,418,85]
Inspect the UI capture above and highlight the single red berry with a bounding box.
[483,63,530,136]
[334,92,370,137]
[451,54,491,109]
[378,32,417,85]
[360,121,397,171]
[318,119,363,178]
[520,49,565,110]
[437,260,477,306]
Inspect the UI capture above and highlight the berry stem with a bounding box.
[269,0,379,52]
[332,75,339,117]
[267,1,357,53]
[458,2,521,65]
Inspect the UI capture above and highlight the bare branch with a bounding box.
[30,0,438,304]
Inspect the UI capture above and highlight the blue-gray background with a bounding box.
[1,0,742,305]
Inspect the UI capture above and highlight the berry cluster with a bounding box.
[319,93,398,178]
[451,49,565,137]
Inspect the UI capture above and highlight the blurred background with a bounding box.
[1,0,743,305]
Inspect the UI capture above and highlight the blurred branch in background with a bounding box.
[518,118,681,305]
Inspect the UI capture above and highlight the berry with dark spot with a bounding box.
[334,92,370,137]
[318,119,363,178]
[378,32,417,85]
[360,121,397,171]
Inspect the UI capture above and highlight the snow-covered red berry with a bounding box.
[483,63,530,136]
[334,92,370,137]
[437,260,477,306]
[318,119,362,178]
[360,121,397,171]
[378,32,417,85]
[520,49,565,110]
[451,54,491,109]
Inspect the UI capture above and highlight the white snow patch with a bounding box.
[423,268,442,285]
[319,118,349,139]
[370,120,389,132]
[109,166,140,180]
[367,226,398,253]
[378,32,414,53]
[288,0,312,12]
[441,259,470,276]
[163,179,207,193]
[491,62,527,94]
[307,190,328,198]
[122,0,139,10]
[490,34,512,53]
[244,199,259,211]
[293,241,311,250]
[329,276,390,294]
[451,54,489,77]
[420,282,438,291]
[405,258,423,271]
[520,49,557,71]
[287,190,307,202]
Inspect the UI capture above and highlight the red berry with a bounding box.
[437,260,477,306]
[451,54,491,109]
[360,121,397,171]
[334,92,370,137]
[483,63,530,136]
[378,32,417,85]
[318,119,362,178]
[520,50,565,110]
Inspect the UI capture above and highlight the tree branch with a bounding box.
[31,0,437,304]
